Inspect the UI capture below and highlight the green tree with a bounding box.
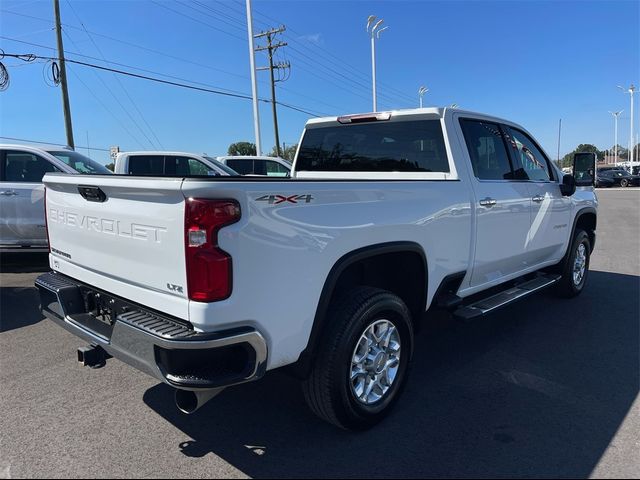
[105,162,115,171]
[269,143,298,161]
[608,145,628,160]
[561,144,603,168]
[227,142,256,156]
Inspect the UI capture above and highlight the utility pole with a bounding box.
[245,0,261,156]
[255,26,289,158]
[53,0,74,149]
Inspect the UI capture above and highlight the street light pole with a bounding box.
[367,16,387,112]
[418,86,429,108]
[246,0,262,156]
[609,110,622,166]
[618,84,636,166]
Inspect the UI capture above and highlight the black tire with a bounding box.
[554,229,591,298]
[302,286,414,430]
[620,178,629,188]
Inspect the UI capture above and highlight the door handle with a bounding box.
[0,190,17,196]
[532,195,544,203]
[479,197,497,207]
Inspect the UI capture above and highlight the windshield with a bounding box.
[204,156,239,176]
[47,150,112,174]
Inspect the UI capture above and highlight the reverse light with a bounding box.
[184,198,241,302]
[188,229,207,247]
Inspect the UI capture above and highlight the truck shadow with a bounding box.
[143,270,639,478]
[0,252,49,332]
[0,252,49,273]
[0,286,44,333]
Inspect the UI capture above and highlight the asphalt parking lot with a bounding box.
[1,188,638,479]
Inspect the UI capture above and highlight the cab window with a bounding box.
[266,161,290,176]
[506,128,552,181]
[187,158,214,175]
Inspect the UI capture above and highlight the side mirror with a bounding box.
[573,152,596,187]
[560,174,576,196]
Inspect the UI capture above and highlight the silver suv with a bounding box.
[0,144,111,251]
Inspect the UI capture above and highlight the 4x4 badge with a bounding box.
[256,194,313,205]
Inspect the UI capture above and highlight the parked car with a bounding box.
[216,155,291,176]
[115,151,238,176]
[597,168,640,187]
[36,108,597,430]
[595,172,615,188]
[597,166,626,173]
[0,144,110,251]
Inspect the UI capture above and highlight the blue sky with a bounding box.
[0,0,638,165]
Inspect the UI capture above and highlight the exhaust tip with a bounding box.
[174,387,224,414]
[175,390,199,414]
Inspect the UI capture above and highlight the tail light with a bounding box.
[184,198,240,302]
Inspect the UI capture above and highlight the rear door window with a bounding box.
[226,159,254,175]
[2,151,59,182]
[296,120,450,172]
[127,155,164,175]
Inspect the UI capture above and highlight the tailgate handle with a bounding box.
[78,185,107,203]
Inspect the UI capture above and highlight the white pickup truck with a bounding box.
[36,108,597,430]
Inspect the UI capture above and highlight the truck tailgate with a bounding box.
[44,174,190,320]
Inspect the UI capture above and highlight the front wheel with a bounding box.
[302,287,414,430]
[620,178,629,187]
[555,229,591,298]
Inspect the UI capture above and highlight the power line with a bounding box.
[66,64,148,150]
[238,1,416,105]
[1,51,326,117]
[149,1,245,42]
[183,1,414,107]
[64,0,163,149]
[0,17,343,113]
[0,9,354,113]
[0,135,109,151]
[0,35,252,97]
[62,30,151,149]
[3,6,414,106]
[0,9,249,80]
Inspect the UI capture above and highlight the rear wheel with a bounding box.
[302,286,414,430]
[555,229,591,298]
